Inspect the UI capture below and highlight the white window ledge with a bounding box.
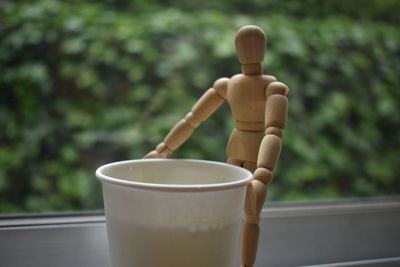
[1,199,399,267]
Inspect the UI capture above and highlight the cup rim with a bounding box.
[96,159,253,192]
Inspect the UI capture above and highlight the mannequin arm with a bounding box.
[144,78,229,158]
[241,81,289,267]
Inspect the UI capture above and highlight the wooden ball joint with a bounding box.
[144,25,289,267]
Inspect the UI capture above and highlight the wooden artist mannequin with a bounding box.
[144,25,289,267]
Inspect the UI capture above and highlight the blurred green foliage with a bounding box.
[1,0,399,213]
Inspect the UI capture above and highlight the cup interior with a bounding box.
[96,159,252,191]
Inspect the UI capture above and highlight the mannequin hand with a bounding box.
[143,150,161,158]
[143,143,172,159]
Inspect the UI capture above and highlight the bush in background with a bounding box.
[1,0,399,213]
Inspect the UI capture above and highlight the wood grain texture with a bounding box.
[241,223,260,266]
[242,63,263,75]
[226,74,273,123]
[191,88,224,122]
[250,179,267,216]
[227,157,243,167]
[264,94,288,129]
[226,129,264,162]
[253,167,273,185]
[243,161,257,173]
[156,142,172,158]
[163,119,195,150]
[184,112,201,128]
[244,182,256,217]
[265,81,290,97]
[158,86,225,153]
[213,77,229,98]
[256,134,282,171]
[243,180,266,222]
[236,121,264,132]
[235,25,266,64]
[264,126,283,138]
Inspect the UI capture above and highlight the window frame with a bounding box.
[1,198,399,267]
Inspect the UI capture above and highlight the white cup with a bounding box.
[96,159,252,267]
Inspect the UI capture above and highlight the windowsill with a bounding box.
[1,199,399,267]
